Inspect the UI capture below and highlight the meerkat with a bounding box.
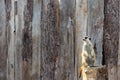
[79,36,96,79]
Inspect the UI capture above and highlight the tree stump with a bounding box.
[80,66,107,80]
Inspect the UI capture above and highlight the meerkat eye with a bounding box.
[85,37,88,39]
[89,38,91,40]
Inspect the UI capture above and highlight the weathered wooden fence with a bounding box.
[0,0,119,80]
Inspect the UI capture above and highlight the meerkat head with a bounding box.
[82,36,91,42]
[82,36,92,47]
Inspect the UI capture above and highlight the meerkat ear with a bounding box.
[89,38,91,40]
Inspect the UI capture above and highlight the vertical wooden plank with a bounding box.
[56,0,76,80]
[118,0,120,79]
[32,0,41,80]
[104,0,119,80]
[15,0,26,80]
[0,0,7,80]
[5,0,11,79]
[6,0,15,80]
[22,0,33,80]
[40,0,60,80]
[76,0,88,79]
[87,0,104,65]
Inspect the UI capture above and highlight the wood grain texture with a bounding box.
[118,0,120,79]
[40,0,60,80]
[32,0,41,80]
[58,0,76,80]
[87,0,104,65]
[85,66,107,80]
[6,0,15,80]
[22,0,33,80]
[104,0,119,80]
[0,0,7,80]
[15,0,25,80]
[0,0,118,80]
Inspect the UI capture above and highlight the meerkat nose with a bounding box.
[83,39,85,41]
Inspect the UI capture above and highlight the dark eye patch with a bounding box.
[89,38,91,40]
[85,36,88,39]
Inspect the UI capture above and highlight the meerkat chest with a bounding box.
[85,45,92,56]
